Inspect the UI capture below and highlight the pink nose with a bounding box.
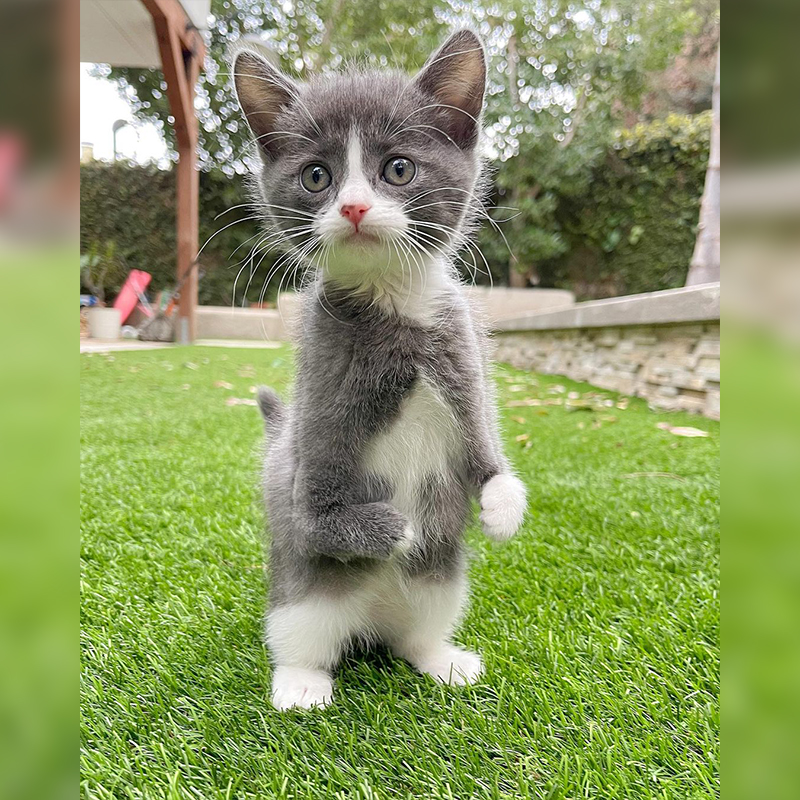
[340,203,371,228]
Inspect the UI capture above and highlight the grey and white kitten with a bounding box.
[233,29,527,711]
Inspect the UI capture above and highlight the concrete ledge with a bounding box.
[497,283,720,332]
[466,286,574,324]
[197,286,577,342]
[196,305,287,341]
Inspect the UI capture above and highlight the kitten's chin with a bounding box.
[342,230,383,248]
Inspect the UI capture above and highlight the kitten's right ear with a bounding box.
[232,49,298,158]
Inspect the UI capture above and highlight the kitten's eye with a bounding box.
[300,163,332,193]
[382,157,416,186]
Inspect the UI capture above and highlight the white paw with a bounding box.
[416,645,484,686]
[270,666,333,711]
[480,474,527,541]
[395,524,416,555]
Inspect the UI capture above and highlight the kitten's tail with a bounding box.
[256,385,285,434]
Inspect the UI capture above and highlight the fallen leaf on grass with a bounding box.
[214,380,234,389]
[181,383,191,391]
[183,361,199,370]
[510,416,527,424]
[657,423,709,437]
[548,384,566,394]
[238,365,256,378]
[515,434,530,443]
[225,397,258,407]
[669,426,710,437]
[506,398,542,407]
[616,398,630,409]
[507,385,528,392]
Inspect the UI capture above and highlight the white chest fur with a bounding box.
[363,378,462,521]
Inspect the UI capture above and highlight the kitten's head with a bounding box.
[232,30,487,291]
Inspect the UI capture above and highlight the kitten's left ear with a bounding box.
[414,29,487,149]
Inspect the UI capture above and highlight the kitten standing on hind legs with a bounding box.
[233,29,527,710]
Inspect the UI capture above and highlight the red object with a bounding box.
[114,270,152,323]
[0,132,25,210]
[339,203,371,228]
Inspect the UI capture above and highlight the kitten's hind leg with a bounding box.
[383,575,484,686]
[266,595,366,710]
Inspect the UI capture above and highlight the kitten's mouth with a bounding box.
[343,229,381,245]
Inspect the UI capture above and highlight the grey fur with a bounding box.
[261,285,508,606]
[233,31,520,699]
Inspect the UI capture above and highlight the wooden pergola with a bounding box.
[80,0,208,343]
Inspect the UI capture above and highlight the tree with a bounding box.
[685,44,719,286]
[97,0,713,293]
[477,0,698,285]
[101,0,446,173]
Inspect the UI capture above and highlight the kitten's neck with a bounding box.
[320,252,457,325]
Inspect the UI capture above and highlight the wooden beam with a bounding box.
[141,0,205,342]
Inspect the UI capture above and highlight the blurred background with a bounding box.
[78,0,719,307]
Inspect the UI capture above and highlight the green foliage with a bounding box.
[89,0,716,299]
[542,112,711,298]
[80,161,286,306]
[79,240,126,305]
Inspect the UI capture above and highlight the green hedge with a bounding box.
[80,113,709,304]
[79,162,282,306]
[541,113,710,298]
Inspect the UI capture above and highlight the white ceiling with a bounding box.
[80,0,210,68]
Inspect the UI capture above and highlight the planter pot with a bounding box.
[87,307,121,340]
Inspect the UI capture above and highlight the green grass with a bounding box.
[80,345,719,799]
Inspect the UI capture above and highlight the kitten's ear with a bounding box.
[413,29,486,149]
[232,48,298,158]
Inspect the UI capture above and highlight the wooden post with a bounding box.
[142,0,205,342]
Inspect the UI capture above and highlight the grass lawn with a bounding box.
[80,345,719,799]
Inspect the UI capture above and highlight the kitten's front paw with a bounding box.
[416,645,484,686]
[271,666,333,711]
[394,524,416,555]
[480,474,527,541]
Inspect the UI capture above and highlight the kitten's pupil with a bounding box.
[392,160,405,178]
[311,166,323,184]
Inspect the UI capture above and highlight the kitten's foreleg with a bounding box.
[479,473,527,541]
[305,501,413,561]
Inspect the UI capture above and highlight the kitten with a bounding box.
[233,29,527,710]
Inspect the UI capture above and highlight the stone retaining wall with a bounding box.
[493,284,720,419]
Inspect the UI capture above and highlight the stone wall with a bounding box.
[493,284,720,419]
